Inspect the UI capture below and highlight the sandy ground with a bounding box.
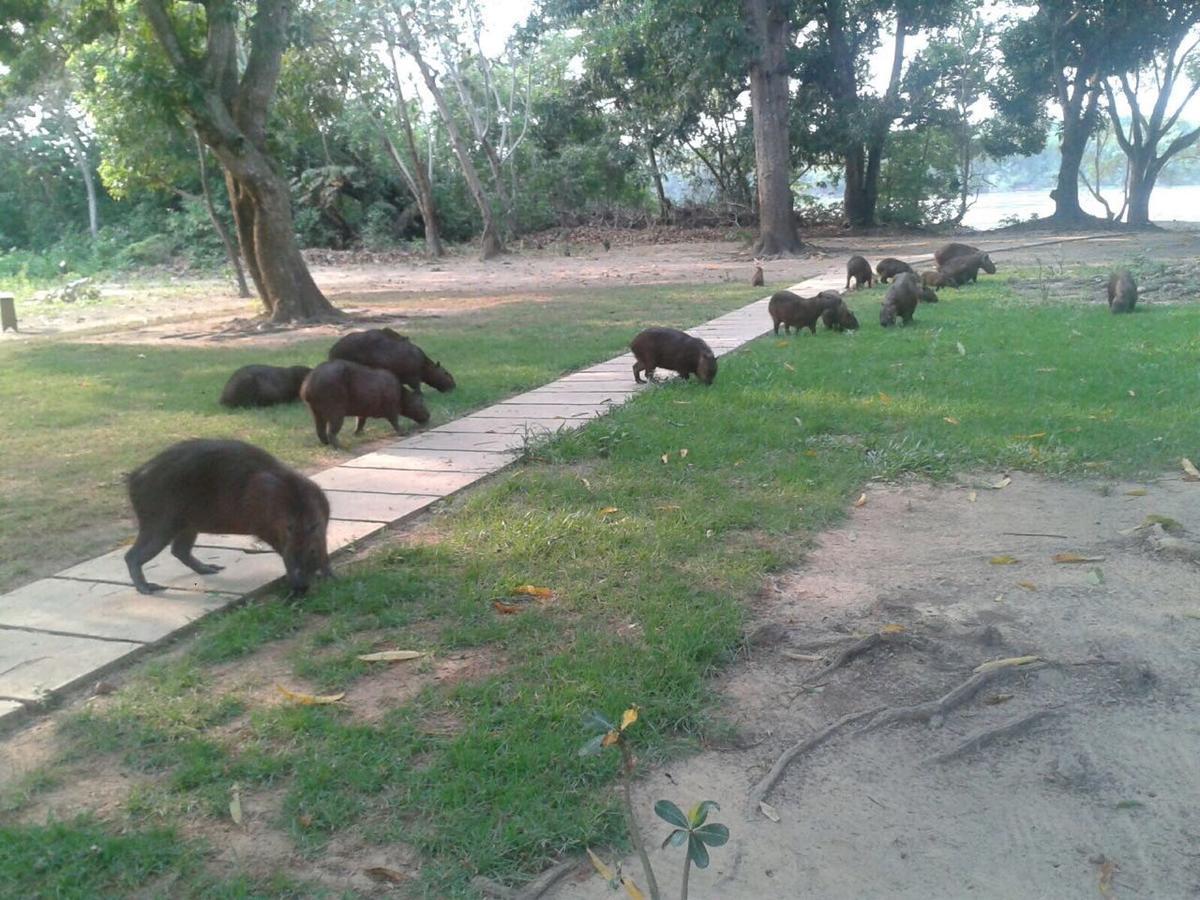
[547,473,1200,900]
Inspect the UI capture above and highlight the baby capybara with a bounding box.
[219,364,312,408]
[301,359,430,448]
[921,270,952,289]
[1108,269,1138,314]
[934,242,981,268]
[630,328,717,385]
[940,251,996,286]
[328,328,455,392]
[846,255,874,290]
[875,258,914,283]
[880,272,921,327]
[822,300,860,331]
[124,439,331,596]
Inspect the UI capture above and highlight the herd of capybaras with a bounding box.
[119,242,1140,598]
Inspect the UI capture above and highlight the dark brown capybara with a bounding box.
[875,258,914,283]
[921,270,952,289]
[1108,269,1138,313]
[822,300,860,331]
[769,290,844,335]
[919,284,939,303]
[752,262,764,286]
[846,255,874,289]
[934,242,981,268]
[940,251,997,286]
[630,328,717,385]
[880,272,921,327]
[219,364,312,408]
[300,359,430,449]
[124,439,331,596]
[328,328,455,392]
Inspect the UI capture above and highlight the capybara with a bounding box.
[880,272,921,327]
[300,359,430,448]
[919,284,939,303]
[940,251,996,286]
[769,290,824,335]
[875,258,914,283]
[822,300,860,331]
[934,242,981,268]
[219,364,312,408]
[921,270,952,289]
[124,439,331,596]
[846,255,874,290]
[630,327,717,385]
[1108,269,1138,313]
[752,262,764,286]
[328,328,455,392]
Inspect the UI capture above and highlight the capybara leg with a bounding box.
[773,320,780,335]
[645,367,658,383]
[125,528,172,594]
[327,415,346,449]
[633,362,646,384]
[386,414,403,435]
[313,413,328,446]
[354,416,367,435]
[171,531,223,576]
[809,324,817,335]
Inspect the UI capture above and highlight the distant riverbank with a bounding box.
[963,185,1200,230]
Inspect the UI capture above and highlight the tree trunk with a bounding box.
[63,124,99,239]
[1052,114,1092,221]
[648,143,671,223]
[384,47,444,258]
[1125,163,1156,226]
[195,130,251,298]
[744,0,802,255]
[843,148,870,228]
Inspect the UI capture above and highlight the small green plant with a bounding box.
[653,800,730,900]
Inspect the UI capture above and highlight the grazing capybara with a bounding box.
[124,439,331,596]
[934,242,981,268]
[630,328,717,385]
[328,328,455,392]
[822,300,860,331]
[940,251,996,286]
[921,270,952,289]
[219,364,312,408]
[875,258,914,283]
[300,359,430,448]
[919,284,939,303]
[769,290,827,335]
[846,255,874,289]
[880,272,921,327]
[1108,269,1138,313]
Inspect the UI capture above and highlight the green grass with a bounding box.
[0,283,757,590]
[5,274,1199,896]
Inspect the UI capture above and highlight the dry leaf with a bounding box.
[621,878,647,900]
[989,555,1018,565]
[1053,553,1106,564]
[513,585,554,600]
[1182,458,1200,482]
[578,476,592,491]
[680,448,689,459]
[492,600,522,615]
[991,476,1012,489]
[1125,488,1148,497]
[620,706,639,731]
[984,693,1014,705]
[1098,858,1119,897]
[1016,580,1038,591]
[956,341,966,356]
[967,490,977,503]
[880,624,907,635]
[775,340,789,348]
[601,730,620,747]
[661,453,669,464]
[1128,389,1137,398]
[655,503,681,511]
[229,784,243,826]
[586,848,615,882]
[357,650,426,663]
[599,506,620,516]
[1036,367,1057,373]
[783,362,796,372]
[1013,432,1047,440]
[364,867,407,885]
[973,655,1041,674]
[944,416,961,425]
[275,685,344,705]
[758,800,781,822]
[878,392,893,405]
[804,449,818,457]
[854,493,867,508]
[781,651,825,662]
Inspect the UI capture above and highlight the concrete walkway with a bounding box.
[0,267,853,729]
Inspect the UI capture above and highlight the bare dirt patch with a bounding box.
[549,472,1200,900]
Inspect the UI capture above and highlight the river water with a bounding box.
[960,185,1200,230]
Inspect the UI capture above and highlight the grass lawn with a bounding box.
[3,272,1199,897]
[0,283,758,592]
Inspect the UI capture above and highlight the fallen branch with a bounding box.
[470,859,578,900]
[745,706,886,817]
[925,708,1062,764]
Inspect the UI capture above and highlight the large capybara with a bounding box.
[940,251,997,286]
[875,258,914,283]
[846,255,874,289]
[1108,269,1138,313]
[124,439,331,595]
[934,242,982,268]
[328,328,455,392]
[880,272,921,327]
[630,327,717,384]
[300,359,430,448]
[219,364,312,408]
[921,270,952,289]
[822,299,860,331]
[769,290,833,335]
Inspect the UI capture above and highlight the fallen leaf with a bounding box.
[984,693,1014,705]
[513,585,554,600]
[661,453,669,464]
[880,624,907,635]
[620,706,639,731]
[1125,488,1148,497]
[989,555,1018,565]
[878,392,893,405]
[758,800,781,822]
[275,685,344,705]
[578,476,592,491]
[1036,367,1057,373]
[854,493,867,508]
[781,651,825,662]
[956,341,966,356]
[601,730,620,747]
[655,503,681,511]
[1013,432,1047,440]
[364,867,407,885]
[973,655,1041,674]
[672,400,690,405]
[1098,858,1119,897]
[1016,580,1038,591]
[1128,389,1137,398]
[794,417,803,427]
[1139,514,1183,532]
[357,650,426,663]
[1052,553,1106,564]
[775,340,789,348]
[1182,458,1200,482]
[1088,567,1105,585]
[586,848,615,882]
[943,416,961,425]
[492,600,522,615]
[783,362,796,372]
[621,878,647,900]
[599,506,620,516]
[229,784,243,826]
[991,476,1012,489]
[967,490,977,503]
[297,814,313,828]
[804,449,818,457]
[680,448,689,459]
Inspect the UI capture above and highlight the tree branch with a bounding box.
[236,0,290,146]
[138,0,199,76]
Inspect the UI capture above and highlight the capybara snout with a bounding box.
[631,327,718,385]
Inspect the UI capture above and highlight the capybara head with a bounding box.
[421,359,456,393]
[401,383,431,423]
[880,304,897,327]
[837,306,860,330]
[697,350,718,385]
[281,488,331,595]
[979,253,996,275]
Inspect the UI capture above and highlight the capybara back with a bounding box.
[846,255,874,289]
[880,272,921,327]
[875,258,914,283]
[630,327,717,385]
[940,252,994,286]
[220,364,312,408]
[301,359,430,448]
[934,242,981,268]
[329,329,456,392]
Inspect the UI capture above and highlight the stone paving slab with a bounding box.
[325,490,435,523]
[0,628,143,702]
[425,415,582,435]
[0,578,231,644]
[313,467,483,496]
[58,547,286,595]
[538,378,640,391]
[399,430,531,452]
[191,520,384,554]
[504,390,633,406]
[342,448,516,473]
[471,403,605,420]
[0,701,24,727]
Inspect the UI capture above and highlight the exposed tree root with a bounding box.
[789,631,918,700]
[471,858,577,899]
[925,708,1062,764]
